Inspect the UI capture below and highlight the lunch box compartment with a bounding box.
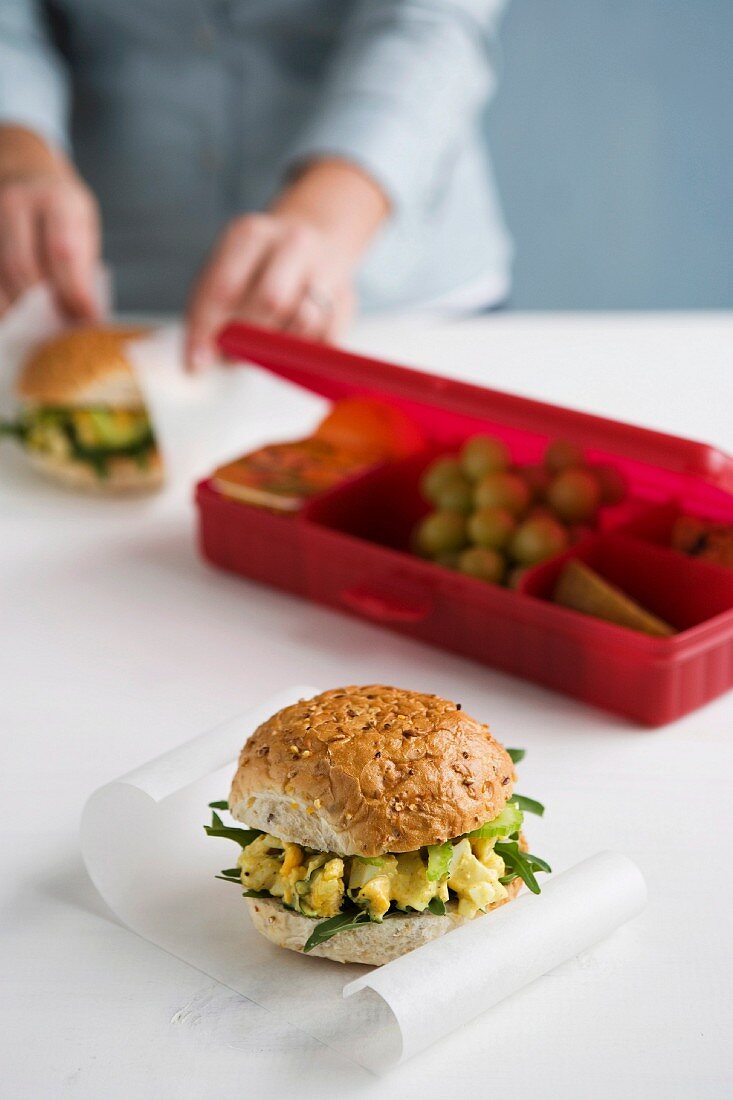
[304,445,635,553]
[615,498,733,549]
[520,533,733,633]
[303,451,435,553]
[196,323,733,726]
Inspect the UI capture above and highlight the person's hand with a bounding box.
[185,212,355,369]
[0,126,100,320]
[185,158,389,369]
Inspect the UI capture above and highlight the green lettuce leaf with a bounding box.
[507,748,525,764]
[495,841,551,895]
[512,793,545,817]
[0,419,26,441]
[428,896,447,915]
[303,909,372,952]
[204,810,263,848]
[215,867,242,884]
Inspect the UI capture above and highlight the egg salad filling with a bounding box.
[234,831,511,921]
[1,406,156,477]
[207,749,550,953]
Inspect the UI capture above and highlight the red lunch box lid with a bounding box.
[217,322,733,503]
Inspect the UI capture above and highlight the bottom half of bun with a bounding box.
[26,448,164,494]
[246,877,523,966]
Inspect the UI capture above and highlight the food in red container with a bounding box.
[213,438,378,512]
[213,397,423,511]
[553,559,675,637]
[671,516,733,568]
[314,396,423,458]
[412,434,625,584]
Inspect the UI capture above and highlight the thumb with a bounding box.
[184,285,227,372]
[185,259,241,372]
[185,220,273,370]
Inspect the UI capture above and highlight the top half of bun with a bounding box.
[16,326,149,409]
[229,686,515,857]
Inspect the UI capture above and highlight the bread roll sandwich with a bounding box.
[207,686,549,966]
[1,326,162,492]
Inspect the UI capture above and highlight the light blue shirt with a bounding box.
[0,1,512,313]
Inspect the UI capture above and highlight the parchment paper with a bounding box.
[81,685,647,1074]
[125,324,253,489]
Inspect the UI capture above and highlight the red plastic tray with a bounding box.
[195,323,733,726]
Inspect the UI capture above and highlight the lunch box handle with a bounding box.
[339,583,433,624]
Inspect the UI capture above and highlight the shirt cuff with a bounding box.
[284,93,444,214]
[0,48,70,152]
[0,109,68,153]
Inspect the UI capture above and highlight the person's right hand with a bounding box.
[0,126,101,320]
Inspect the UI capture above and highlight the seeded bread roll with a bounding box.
[229,686,515,856]
[246,879,523,965]
[17,326,149,409]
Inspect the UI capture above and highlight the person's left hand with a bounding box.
[185,211,355,369]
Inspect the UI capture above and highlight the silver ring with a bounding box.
[304,286,333,314]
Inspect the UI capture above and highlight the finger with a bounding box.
[185,217,273,370]
[286,291,330,342]
[238,226,314,327]
[0,194,42,300]
[324,286,355,343]
[40,190,100,320]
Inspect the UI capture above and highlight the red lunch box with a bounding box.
[195,323,733,727]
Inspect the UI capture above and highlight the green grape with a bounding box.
[457,547,506,583]
[460,435,510,480]
[435,476,474,514]
[414,510,467,556]
[467,506,516,550]
[474,471,531,517]
[544,439,585,473]
[509,515,569,565]
[420,457,464,504]
[546,468,601,523]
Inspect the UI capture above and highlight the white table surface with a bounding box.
[2,311,732,1099]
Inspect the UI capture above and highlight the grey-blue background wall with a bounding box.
[487,1,732,309]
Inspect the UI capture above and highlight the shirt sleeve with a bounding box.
[0,0,70,151]
[285,0,508,211]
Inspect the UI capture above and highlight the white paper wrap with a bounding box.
[81,686,647,1074]
[124,324,253,488]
